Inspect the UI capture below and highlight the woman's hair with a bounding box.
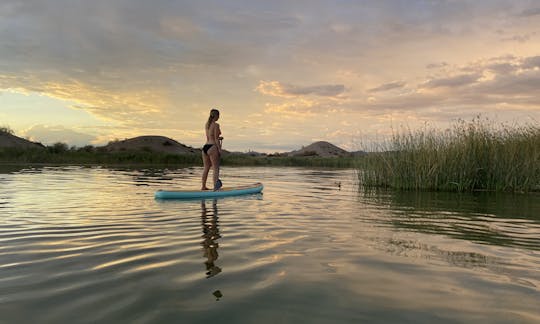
[206,109,220,130]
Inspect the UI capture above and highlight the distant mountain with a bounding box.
[0,132,45,149]
[287,141,350,157]
[102,136,199,154]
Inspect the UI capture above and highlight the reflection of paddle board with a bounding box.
[155,182,263,199]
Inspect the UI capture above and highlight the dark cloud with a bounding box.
[476,70,540,97]
[343,55,540,114]
[422,73,481,88]
[426,62,448,69]
[368,81,406,93]
[283,84,346,97]
[501,33,533,43]
[257,81,346,98]
[486,63,518,74]
[522,56,540,69]
[518,7,540,17]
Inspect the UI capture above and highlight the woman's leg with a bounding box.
[201,152,212,190]
[208,147,221,188]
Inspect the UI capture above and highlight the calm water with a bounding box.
[1,166,539,323]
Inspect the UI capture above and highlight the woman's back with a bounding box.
[206,122,220,144]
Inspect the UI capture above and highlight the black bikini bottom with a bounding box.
[202,144,214,154]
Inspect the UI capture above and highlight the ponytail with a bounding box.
[206,109,220,130]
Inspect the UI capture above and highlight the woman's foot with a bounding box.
[201,187,210,191]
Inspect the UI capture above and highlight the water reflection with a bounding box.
[362,190,540,249]
[0,164,28,174]
[387,190,540,221]
[201,199,222,278]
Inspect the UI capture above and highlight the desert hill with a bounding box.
[0,132,45,149]
[103,136,199,154]
[287,141,350,157]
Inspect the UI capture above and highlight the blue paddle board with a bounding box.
[155,182,263,199]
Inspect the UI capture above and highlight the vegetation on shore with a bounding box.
[0,145,202,166]
[358,118,540,192]
[0,145,359,168]
[3,119,540,193]
[0,126,14,135]
[223,154,358,168]
[1,127,358,168]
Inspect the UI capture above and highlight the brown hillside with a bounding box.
[0,132,45,149]
[288,141,350,157]
[103,136,199,154]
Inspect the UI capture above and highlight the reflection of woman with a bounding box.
[201,109,223,191]
[201,199,221,278]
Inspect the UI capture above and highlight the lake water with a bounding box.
[1,166,539,323]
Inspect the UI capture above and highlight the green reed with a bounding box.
[358,118,540,192]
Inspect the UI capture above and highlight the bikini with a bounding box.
[202,144,214,154]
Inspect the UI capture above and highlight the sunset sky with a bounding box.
[1,1,539,152]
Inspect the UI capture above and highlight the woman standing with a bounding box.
[201,109,223,190]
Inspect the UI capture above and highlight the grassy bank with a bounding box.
[0,147,358,168]
[222,154,359,168]
[0,147,202,166]
[358,118,540,192]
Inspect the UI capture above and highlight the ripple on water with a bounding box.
[0,166,539,323]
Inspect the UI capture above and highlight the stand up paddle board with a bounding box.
[155,182,263,199]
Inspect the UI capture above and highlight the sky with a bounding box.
[1,0,539,152]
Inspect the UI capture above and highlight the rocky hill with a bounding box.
[0,132,45,149]
[102,136,199,154]
[287,141,350,157]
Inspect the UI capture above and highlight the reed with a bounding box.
[358,118,540,192]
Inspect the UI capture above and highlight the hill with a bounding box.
[0,132,45,149]
[102,136,199,154]
[287,141,350,157]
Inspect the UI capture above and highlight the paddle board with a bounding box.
[155,182,263,199]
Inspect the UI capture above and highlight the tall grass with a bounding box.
[358,118,540,192]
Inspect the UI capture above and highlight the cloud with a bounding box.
[0,73,167,127]
[368,81,406,93]
[24,125,96,147]
[256,81,346,98]
[426,62,448,69]
[1,1,539,152]
[422,73,482,89]
[485,63,518,75]
[522,56,540,69]
[518,7,540,17]
[501,33,535,43]
[475,70,540,98]
[260,54,540,121]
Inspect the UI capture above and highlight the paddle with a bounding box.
[215,136,224,191]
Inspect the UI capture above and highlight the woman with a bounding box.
[201,108,223,190]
